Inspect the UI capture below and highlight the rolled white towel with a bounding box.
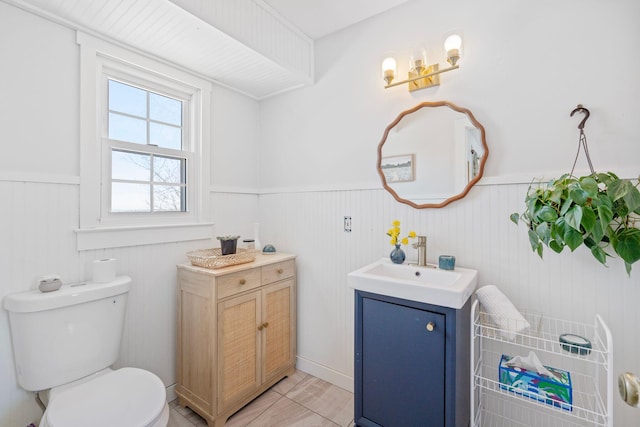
[476,285,530,340]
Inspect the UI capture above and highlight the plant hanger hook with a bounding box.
[570,104,590,130]
[569,104,595,176]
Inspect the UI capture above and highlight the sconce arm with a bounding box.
[384,64,459,89]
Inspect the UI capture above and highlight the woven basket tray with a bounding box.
[187,248,256,269]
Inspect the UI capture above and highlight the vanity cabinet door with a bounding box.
[262,278,296,383]
[217,291,261,412]
[359,296,445,427]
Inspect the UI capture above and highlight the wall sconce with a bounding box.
[382,34,462,92]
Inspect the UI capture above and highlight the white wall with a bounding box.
[0,3,261,426]
[210,84,261,239]
[0,2,78,178]
[258,0,640,424]
[261,0,640,187]
[2,0,640,425]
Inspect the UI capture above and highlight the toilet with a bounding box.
[4,276,169,427]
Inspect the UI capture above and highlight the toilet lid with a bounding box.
[46,367,166,427]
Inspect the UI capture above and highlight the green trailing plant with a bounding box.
[510,172,640,275]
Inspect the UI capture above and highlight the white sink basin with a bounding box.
[347,258,478,309]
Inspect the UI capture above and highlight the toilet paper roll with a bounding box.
[92,258,117,283]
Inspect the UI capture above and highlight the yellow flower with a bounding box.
[385,221,417,246]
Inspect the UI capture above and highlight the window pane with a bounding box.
[150,92,182,126]
[153,156,183,184]
[109,80,146,117]
[154,185,184,212]
[112,151,150,181]
[109,113,147,144]
[104,75,190,217]
[150,122,181,150]
[111,183,150,212]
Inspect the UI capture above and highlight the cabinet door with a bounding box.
[359,297,445,427]
[218,291,261,412]
[262,279,295,382]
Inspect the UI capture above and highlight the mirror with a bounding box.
[377,101,488,208]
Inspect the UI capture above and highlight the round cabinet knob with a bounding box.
[263,322,269,328]
[426,322,435,332]
[257,324,264,331]
[277,268,284,274]
[239,279,246,285]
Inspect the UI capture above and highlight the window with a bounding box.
[77,33,212,249]
[106,79,188,214]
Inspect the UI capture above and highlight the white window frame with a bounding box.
[77,32,212,250]
[101,68,193,220]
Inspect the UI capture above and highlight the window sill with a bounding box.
[75,222,214,251]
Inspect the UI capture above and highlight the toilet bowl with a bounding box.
[40,368,169,427]
[3,276,169,427]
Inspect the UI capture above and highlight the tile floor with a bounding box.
[168,370,355,427]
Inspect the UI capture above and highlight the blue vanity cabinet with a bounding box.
[354,290,470,427]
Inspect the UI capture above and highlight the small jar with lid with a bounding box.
[242,239,256,252]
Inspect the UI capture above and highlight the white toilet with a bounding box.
[4,276,170,427]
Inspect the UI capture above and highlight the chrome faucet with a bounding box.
[412,236,427,266]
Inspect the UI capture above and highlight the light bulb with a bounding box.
[444,34,462,66]
[444,34,462,51]
[409,48,427,73]
[381,56,397,85]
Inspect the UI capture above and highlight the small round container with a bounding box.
[242,239,255,251]
[39,278,62,292]
[439,255,456,270]
[262,244,277,254]
[559,334,592,355]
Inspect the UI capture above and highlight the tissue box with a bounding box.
[499,354,572,411]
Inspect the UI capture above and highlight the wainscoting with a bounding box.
[2,179,638,425]
[0,179,210,426]
[258,184,639,422]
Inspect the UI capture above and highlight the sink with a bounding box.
[347,258,478,309]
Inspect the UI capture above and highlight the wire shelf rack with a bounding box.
[475,391,596,427]
[471,300,612,427]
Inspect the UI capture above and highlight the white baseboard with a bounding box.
[166,383,177,403]
[165,360,351,405]
[296,356,353,393]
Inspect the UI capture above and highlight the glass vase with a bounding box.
[390,244,406,264]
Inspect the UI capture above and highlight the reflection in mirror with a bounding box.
[377,101,488,208]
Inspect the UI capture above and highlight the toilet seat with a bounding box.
[42,367,168,427]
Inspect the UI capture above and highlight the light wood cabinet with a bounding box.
[176,253,296,427]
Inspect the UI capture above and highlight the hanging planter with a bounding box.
[510,106,640,275]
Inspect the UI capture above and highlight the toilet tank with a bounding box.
[3,276,131,391]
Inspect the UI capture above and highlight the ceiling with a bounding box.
[7,0,412,98]
[262,0,413,40]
